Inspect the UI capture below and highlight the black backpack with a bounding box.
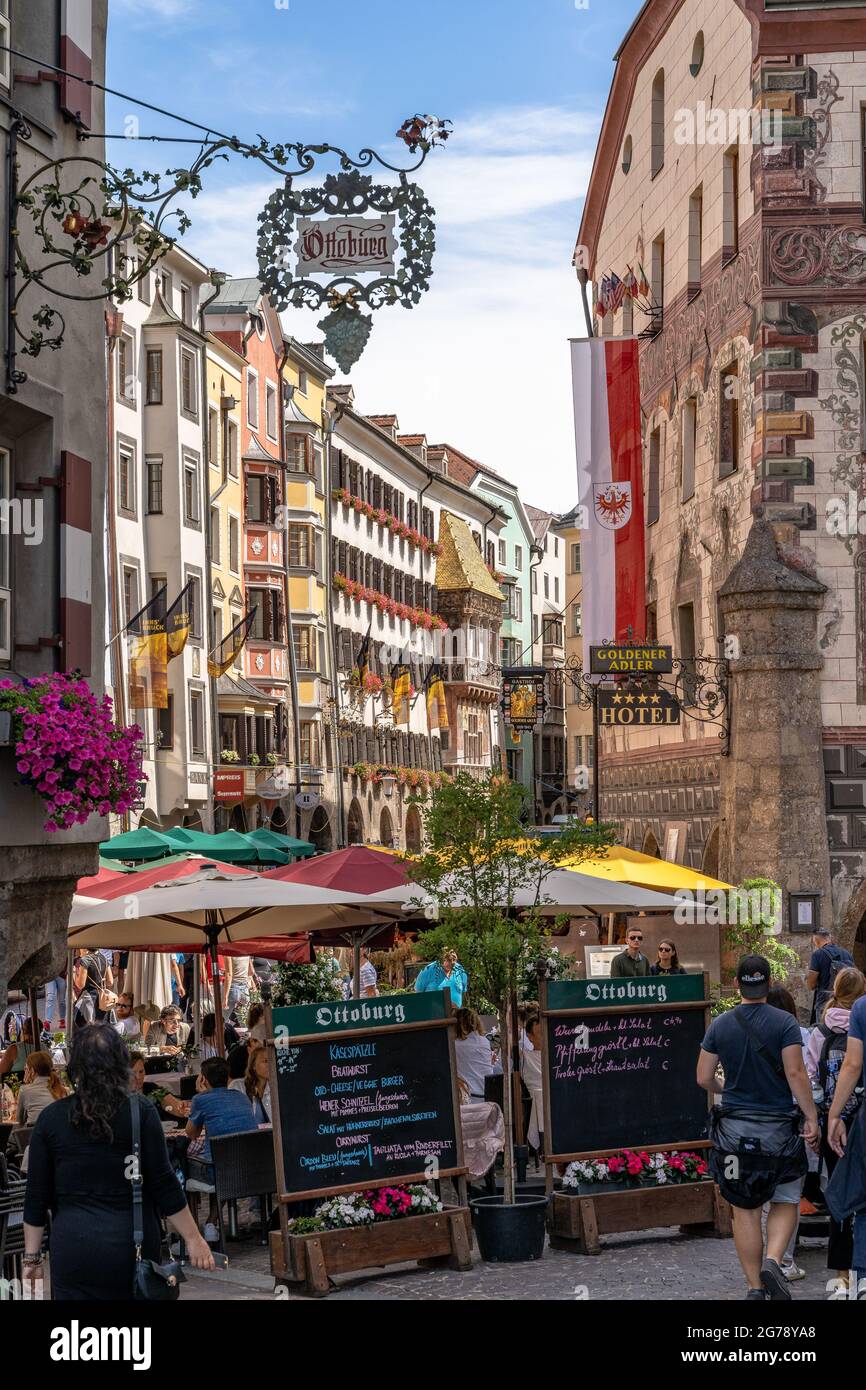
[817,1024,861,1120]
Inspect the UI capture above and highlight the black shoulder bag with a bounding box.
[130,1094,186,1301]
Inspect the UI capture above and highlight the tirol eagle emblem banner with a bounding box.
[593,480,633,531]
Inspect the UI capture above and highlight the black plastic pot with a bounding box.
[470,1193,549,1263]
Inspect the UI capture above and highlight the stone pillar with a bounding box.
[718,515,831,998]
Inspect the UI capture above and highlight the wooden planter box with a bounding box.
[271,1207,473,1297]
[549,1181,732,1255]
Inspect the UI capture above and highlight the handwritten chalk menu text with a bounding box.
[543,977,710,1157]
[271,992,460,1197]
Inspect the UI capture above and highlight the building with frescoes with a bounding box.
[577,0,866,978]
[328,394,507,851]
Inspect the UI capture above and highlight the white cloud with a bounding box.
[113,0,193,17]
[176,104,596,511]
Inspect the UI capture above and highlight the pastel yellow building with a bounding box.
[281,339,339,848]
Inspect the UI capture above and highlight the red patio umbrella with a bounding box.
[265,847,416,995]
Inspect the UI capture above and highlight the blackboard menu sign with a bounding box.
[542,975,710,1160]
[268,991,464,1201]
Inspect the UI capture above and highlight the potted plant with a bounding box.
[409,771,614,1262]
[0,671,144,831]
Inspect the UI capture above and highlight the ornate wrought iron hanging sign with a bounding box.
[501,667,548,731]
[597,688,681,726]
[6,103,449,391]
[257,164,438,374]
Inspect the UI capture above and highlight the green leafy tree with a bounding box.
[712,876,800,1015]
[409,772,614,1203]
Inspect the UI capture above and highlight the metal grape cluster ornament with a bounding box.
[257,115,450,373]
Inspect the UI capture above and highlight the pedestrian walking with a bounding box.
[806,928,854,1024]
[697,955,819,1301]
[826,986,866,1299]
[22,1024,213,1298]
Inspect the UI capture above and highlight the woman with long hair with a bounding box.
[15,1051,67,1125]
[650,940,686,975]
[22,1024,214,1299]
[242,1046,271,1125]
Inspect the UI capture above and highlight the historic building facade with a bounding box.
[577,0,866,971]
[107,244,215,830]
[0,0,109,1001]
[440,443,538,803]
[552,507,595,816]
[328,396,506,852]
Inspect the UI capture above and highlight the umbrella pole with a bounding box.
[352,936,361,1000]
[65,950,75,1044]
[28,987,40,1047]
[207,919,226,1058]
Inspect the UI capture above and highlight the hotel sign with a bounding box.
[590,644,673,675]
[295,215,397,274]
[598,689,681,726]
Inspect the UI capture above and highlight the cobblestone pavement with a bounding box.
[183,1229,835,1302]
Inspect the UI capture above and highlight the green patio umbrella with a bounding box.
[246,827,316,859]
[99,827,178,862]
[162,828,287,865]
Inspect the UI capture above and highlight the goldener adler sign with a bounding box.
[295,215,397,274]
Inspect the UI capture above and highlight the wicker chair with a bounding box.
[0,1154,27,1283]
[210,1130,276,1251]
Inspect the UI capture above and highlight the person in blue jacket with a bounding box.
[414,949,468,1007]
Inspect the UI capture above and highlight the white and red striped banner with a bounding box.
[571,337,646,647]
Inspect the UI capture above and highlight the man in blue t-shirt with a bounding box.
[806,929,854,1023]
[185,1056,257,1243]
[698,955,819,1303]
[827,993,866,1296]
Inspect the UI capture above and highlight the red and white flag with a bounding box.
[60,1,93,128]
[571,337,646,647]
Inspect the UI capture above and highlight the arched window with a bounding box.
[651,69,665,177]
[347,798,364,845]
[690,32,704,78]
[622,134,633,174]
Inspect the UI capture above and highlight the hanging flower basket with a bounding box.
[0,672,145,832]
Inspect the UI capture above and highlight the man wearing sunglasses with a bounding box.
[610,926,650,978]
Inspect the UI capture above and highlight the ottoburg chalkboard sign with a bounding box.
[541,975,711,1161]
[268,991,466,1202]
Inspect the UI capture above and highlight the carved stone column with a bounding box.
[718,515,831,998]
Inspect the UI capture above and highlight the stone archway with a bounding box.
[270,806,288,832]
[228,805,247,832]
[837,873,866,956]
[379,806,394,848]
[405,805,422,853]
[308,806,333,853]
[702,825,720,879]
[642,828,661,858]
[347,798,364,846]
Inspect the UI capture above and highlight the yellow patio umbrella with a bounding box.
[557,843,733,893]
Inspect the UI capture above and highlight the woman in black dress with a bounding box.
[22,1023,213,1300]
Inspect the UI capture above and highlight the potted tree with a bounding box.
[408,771,614,1262]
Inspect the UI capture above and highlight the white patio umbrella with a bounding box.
[69,863,407,1050]
[360,866,680,917]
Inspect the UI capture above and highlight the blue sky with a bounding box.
[107,0,643,510]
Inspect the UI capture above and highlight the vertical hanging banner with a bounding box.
[60,0,93,128]
[571,338,645,647]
